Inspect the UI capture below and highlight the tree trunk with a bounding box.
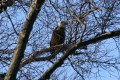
[4,0,45,80]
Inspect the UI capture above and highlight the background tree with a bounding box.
[0,0,120,80]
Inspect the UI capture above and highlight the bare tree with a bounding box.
[0,0,120,80]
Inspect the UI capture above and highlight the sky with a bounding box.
[0,0,120,80]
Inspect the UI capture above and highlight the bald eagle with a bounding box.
[50,21,68,54]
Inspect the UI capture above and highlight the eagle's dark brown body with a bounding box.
[50,21,68,54]
[50,26,65,47]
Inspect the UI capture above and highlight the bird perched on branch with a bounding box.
[50,21,68,54]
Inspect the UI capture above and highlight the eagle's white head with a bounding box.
[57,21,68,28]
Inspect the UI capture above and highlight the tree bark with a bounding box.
[4,0,45,80]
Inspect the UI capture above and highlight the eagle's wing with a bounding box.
[50,29,65,46]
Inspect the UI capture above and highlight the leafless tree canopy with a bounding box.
[0,0,120,80]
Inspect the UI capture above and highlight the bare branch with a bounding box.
[39,29,120,79]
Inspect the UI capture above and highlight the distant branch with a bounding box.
[5,11,19,36]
